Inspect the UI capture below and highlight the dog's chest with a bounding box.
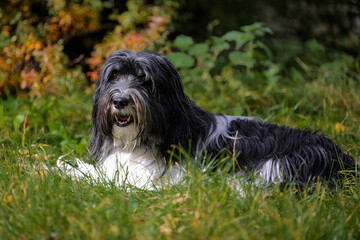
[101,148,164,188]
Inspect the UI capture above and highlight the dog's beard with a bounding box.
[98,87,152,151]
[111,104,139,150]
[112,122,139,150]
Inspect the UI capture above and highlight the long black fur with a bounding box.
[88,50,354,186]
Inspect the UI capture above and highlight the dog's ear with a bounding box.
[139,52,184,93]
[132,52,199,156]
[135,52,189,108]
[87,74,104,161]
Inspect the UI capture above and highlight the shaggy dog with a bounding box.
[57,50,354,189]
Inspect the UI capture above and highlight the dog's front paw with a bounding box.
[54,156,90,178]
[56,159,72,174]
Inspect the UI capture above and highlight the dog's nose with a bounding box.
[112,96,129,109]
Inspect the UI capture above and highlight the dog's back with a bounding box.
[206,117,355,187]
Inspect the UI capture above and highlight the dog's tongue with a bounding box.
[118,115,129,122]
[115,114,133,127]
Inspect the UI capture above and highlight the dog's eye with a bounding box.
[137,74,146,83]
[109,72,119,81]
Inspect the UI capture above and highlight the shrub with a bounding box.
[86,0,176,83]
[0,0,106,97]
[166,23,280,113]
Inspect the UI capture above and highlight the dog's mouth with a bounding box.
[114,114,134,127]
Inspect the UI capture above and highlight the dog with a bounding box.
[56,50,354,190]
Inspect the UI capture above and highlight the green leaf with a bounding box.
[264,64,280,77]
[241,22,272,37]
[168,53,195,69]
[13,114,25,132]
[221,31,249,50]
[188,43,209,56]
[203,54,215,69]
[229,51,255,68]
[48,122,67,139]
[10,12,21,25]
[255,40,273,60]
[174,35,194,51]
[75,138,88,154]
[211,36,230,53]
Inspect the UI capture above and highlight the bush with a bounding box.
[166,23,280,113]
[0,0,178,97]
[0,0,107,97]
[86,0,175,83]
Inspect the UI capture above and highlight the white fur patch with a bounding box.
[112,123,140,150]
[204,115,254,150]
[56,148,185,189]
[257,159,283,184]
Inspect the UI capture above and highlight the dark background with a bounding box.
[61,0,360,61]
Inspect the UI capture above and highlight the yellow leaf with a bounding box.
[109,225,119,234]
[159,223,172,235]
[0,57,11,71]
[5,195,13,204]
[2,25,11,37]
[335,122,345,133]
[35,42,43,50]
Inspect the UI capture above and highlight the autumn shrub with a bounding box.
[0,0,178,96]
[86,0,176,83]
[0,0,107,97]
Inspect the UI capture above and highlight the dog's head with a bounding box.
[89,50,192,158]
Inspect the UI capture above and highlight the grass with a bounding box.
[1,52,360,239]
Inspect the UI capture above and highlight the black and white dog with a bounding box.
[57,50,354,189]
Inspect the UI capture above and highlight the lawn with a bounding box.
[1,0,359,238]
[1,46,360,239]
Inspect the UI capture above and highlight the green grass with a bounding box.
[1,58,360,239]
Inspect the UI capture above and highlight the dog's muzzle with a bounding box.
[112,95,134,127]
[113,96,129,109]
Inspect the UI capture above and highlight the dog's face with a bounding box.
[91,50,190,149]
[104,73,144,148]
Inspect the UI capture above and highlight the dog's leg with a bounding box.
[56,156,101,180]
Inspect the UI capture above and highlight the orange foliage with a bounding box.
[46,1,101,43]
[86,8,171,82]
[0,0,103,97]
[0,0,174,96]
